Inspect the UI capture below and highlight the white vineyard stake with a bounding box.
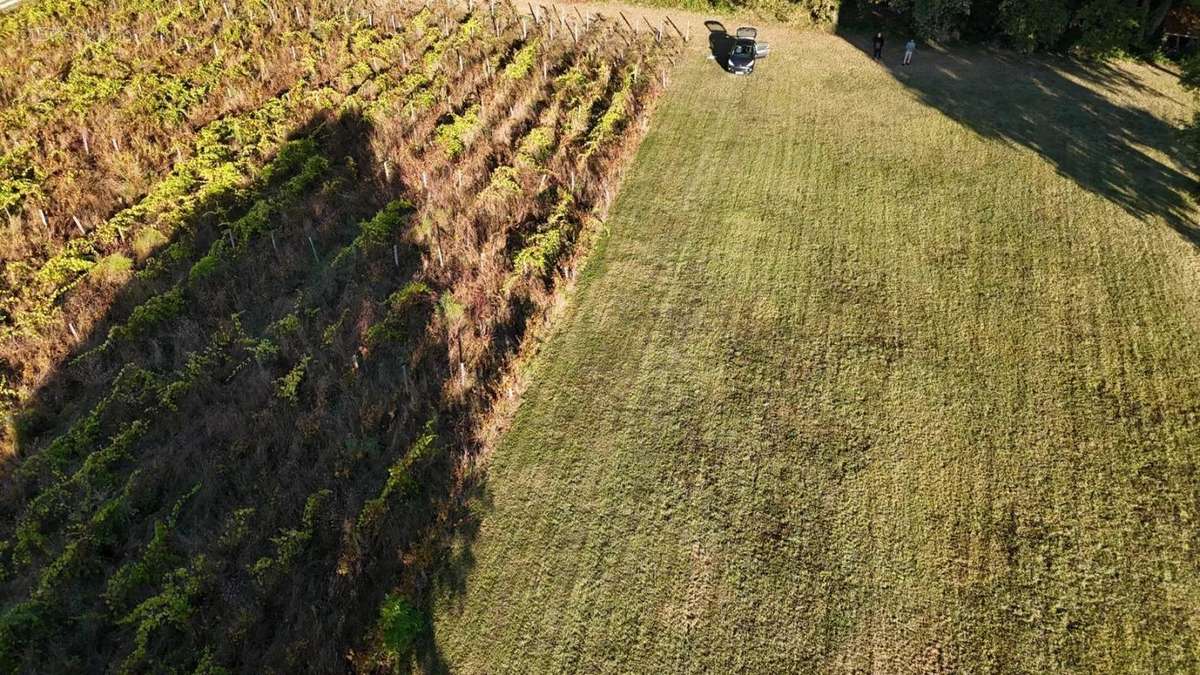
[308,236,319,263]
[72,216,85,235]
[68,322,80,341]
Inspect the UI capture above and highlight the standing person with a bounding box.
[872,32,884,60]
[904,38,916,65]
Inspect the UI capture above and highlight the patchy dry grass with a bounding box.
[429,19,1200,673]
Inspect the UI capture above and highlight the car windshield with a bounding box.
[732,42,754,57]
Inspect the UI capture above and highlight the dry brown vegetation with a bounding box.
[0,0,678,671]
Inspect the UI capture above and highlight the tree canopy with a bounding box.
[758,0,1196,54]
[857,0,1192,53]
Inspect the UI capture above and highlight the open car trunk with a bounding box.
[736,26,757,39]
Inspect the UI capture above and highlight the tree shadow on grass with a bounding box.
[836,28,1198,247]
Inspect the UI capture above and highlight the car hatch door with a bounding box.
[736,26,757,40]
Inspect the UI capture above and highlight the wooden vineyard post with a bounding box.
[642,16,660,43]
[665,15,686,42]
[619,11,635,34]
[614,13,632,45]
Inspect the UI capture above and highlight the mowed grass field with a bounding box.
[426,17,1200,673]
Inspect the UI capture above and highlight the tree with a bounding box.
[1074,0,1145,55]
[866,0,973,40]
[999,0,1072,51]
[857,0,1196,53]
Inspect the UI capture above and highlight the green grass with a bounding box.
[428,24,1200,673]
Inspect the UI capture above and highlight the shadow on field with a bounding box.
[0,102,493,674]
[706,20,735,70]
[836,17,1198,246]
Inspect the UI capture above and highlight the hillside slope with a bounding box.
[428,21,1200,673]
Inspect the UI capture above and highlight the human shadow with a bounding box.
[835,28,1198,246]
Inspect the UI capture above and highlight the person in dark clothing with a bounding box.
[872,33,884,60]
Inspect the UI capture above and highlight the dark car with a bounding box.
[707,23,770,75]
[727,27,769,75]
